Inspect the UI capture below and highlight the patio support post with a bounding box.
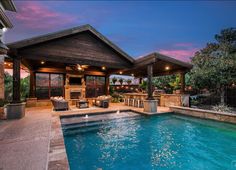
[105,74,110,95]
[139,78,143,85]
[0,55,4,100]
[12,56,21,103]
[147,64,154,100]
[6,55,25,119]
[29,70,36,98]
[180,72,185,94]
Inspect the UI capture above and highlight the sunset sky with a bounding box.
[4,0,236,62]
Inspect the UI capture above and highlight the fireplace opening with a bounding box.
[70,91,81,99]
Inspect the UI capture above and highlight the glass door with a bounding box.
[85,76,105,98]
[35,73,64,99]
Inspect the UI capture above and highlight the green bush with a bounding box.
[0,99,8,107]
[111,92,124,103]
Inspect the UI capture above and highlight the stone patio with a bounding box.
[0,103,170,170]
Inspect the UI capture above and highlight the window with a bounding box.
[86,76,105,98]
[36,73,64,99]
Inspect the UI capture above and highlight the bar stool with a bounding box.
[124,97,129,106]
[129,98,134,106]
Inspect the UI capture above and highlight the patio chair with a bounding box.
[51,96,69,111]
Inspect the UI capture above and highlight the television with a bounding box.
[69,77,82,85]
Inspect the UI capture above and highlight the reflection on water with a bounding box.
[98,118,140,168]
[63,114,236,170]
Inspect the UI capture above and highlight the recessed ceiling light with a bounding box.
[165,66,170,70]
[102,66,106,70]
[41,61,45,64]
[131,73,134,77]
[2,28,7,32]
[119,71,123,74]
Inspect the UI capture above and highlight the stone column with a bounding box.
[147,64,154,100]
[180,72,185,94]
[0,55,4,100]
[12,56,21,103]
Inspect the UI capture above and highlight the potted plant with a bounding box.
[119,78,124,85]
[126,79,132,85]
[112,77,117,85]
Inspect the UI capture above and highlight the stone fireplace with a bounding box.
[64,73,86,101]
[70,90,81,99]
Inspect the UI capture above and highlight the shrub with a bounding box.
[0,99,8,107]
[119,78,124,85]
[212,104,233,113]
[111,92,124,103]
[0,99,4,107]
[126,79,132,85]
[112,77,117,85]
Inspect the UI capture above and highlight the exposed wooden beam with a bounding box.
[12,56,21,102]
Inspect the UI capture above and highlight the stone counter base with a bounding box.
[170,106,236,124]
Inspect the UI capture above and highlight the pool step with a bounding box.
[62,116,142,135]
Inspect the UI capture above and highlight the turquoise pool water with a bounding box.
[62,114,236,170]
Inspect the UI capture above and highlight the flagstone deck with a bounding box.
[0,103,170,170]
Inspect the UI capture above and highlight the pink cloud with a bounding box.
[14,1,76,29]
[5,69,29,79]
[174,43,193,47]
[159,48,198,62]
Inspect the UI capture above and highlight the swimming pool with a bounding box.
[62,113,236,170]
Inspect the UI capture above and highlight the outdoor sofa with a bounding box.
[51,96,69,111]
[94,95,112,108]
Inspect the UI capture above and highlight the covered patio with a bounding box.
[5,24,192,117]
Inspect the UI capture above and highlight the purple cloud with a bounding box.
[13,1,76,30]
[159,48,198,62]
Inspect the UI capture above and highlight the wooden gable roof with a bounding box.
[7,25,135,69]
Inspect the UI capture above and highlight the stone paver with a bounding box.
[0,103,170,170]
[0,107,51,170]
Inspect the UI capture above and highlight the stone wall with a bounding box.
[170,106,236,124]
[160,94,190,107]
[0,55,4,100]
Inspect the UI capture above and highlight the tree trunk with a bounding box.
[220,86,225,105]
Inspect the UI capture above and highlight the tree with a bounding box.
[21,75,29,100]
[4,72,13,101]
[190,28,236,104]
[4,72,30,101]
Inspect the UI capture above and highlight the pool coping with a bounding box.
[170,106,236,124]
[47,107,236,169]
[48,113,70,170]
[47,109,169,169]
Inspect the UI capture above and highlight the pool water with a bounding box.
[62,114,236,170]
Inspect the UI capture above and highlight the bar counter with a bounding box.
[123,93,190,107]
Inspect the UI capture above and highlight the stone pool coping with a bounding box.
[170,106,236,124]
[48,113,69,170]
[47,109,170,169]
[47,107,236,169]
